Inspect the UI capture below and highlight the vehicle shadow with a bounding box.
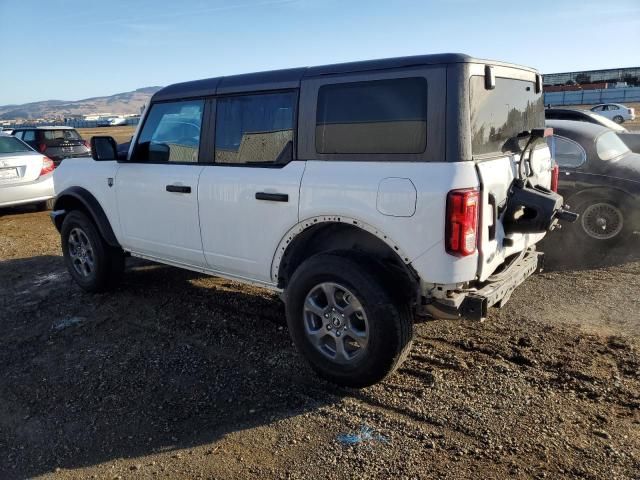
[0,204,43,217]
[0,255,344,479]
[539,233,640,272]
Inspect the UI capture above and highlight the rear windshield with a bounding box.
[43,129,81,141]
[470,76,544,156]
[0,136,32,153]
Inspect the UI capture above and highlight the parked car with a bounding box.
[51,53,574,387]
[11,126,90,166]
[545,108,640,153]
[108,117,128,127]
[590,103,636,124]
[0,133,55,210]
[546,119,640,247]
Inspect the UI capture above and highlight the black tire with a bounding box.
[61,210,125,292]
[613,115,624,124]
[36,198,55,211]
[285,253,413,388]
[567,195,633,248]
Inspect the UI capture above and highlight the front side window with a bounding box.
[215,92,295,165]
[592,106,604,112]
[596,131,629,160]
[132,100,204,163]
[316,78,428,154]
[470,76,545,156]
[547,135,586,168]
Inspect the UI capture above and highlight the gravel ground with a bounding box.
[0,207,639,479]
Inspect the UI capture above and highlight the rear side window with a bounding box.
[23,130,36,142]
[315,78,428,154]
[547,135,586,168]
[133,100,204,163]
[43,129,80,141]
[215,91,295,165]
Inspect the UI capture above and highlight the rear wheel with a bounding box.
[36,198,55,211]
[568,195,632,247]
[613,115,624,124]
[61,210,124,292]
[285,253,413,388]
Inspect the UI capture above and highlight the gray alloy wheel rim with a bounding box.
[68,227,95,277]
[581,202,624,240]
[303,282,369,365]
[613,116,624,124]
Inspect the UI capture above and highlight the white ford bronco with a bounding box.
[52,54,575,387]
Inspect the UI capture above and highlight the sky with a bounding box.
[0,0,639,105]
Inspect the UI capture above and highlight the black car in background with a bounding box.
[11,126,91,165]
[545,108,640,153]
[546,119,640,248]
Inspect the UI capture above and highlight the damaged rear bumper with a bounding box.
[424,248,543,321]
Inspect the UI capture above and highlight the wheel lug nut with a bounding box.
[327,324,332,330]
[336,331,341,337]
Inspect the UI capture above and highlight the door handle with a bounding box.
[255,192,288,202]
[166,185,191,194]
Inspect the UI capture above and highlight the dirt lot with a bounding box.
[0,208,639,479]
[77,126,136,145]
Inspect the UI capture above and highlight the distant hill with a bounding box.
[0,87,163,120]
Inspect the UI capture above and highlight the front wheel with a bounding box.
[61,210,125,292]
[285,253,413,388]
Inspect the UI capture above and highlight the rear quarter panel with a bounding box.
[298,161,481,284]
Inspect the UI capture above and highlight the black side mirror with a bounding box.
[91,136,118,161]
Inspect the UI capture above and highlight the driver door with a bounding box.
[115,99,207,268]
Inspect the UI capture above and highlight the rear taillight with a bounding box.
[550,164,559,193]
[38,143,47,153]
[629,109,633,115]
[445,188,479,257]
[39,157,55,177]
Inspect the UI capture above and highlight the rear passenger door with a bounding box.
[115,99,207,267]
[198,91,304,284]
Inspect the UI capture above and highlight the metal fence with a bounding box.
[0,117,140,130]
[544,86,640,106]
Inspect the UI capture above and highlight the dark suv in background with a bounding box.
[12,127,90,165]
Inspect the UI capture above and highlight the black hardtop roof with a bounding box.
[153,53,537,102]
[546,119,611,141]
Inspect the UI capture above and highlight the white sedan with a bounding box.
[590,103,636,124]
[0,134,55,210]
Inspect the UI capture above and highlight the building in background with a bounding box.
[543,67,640,89]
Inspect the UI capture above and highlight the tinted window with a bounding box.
[0,136,32,153]
[470,76,544,156]
[316,78,427,154]
[13,131,23,140]
[23,130,36,142]
[43,129,81,141]
[215,92,295,164]
[596,131,629,160]
[133,100,204,163]
[547,136,586,168]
